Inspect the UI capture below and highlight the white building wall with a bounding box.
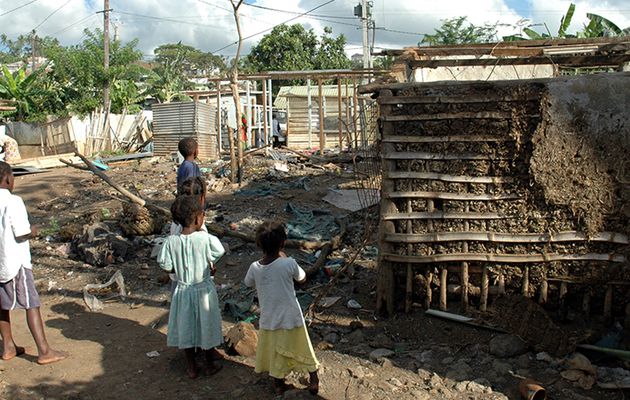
[414,64,555,82]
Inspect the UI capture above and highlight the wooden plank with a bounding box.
[382,252,626,264]
[388,191,520,201]
[387,171,512,184]
[409,54,630,68]
[382,211,509,220]
[384,152,509,161]
[13,153,81,169]
[382,135,513,143]
[378,94,540,104]
[318,78,325,154]
[384,231,629,244]
[381,112,539,121]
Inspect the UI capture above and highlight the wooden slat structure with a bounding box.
[371,73,630,316]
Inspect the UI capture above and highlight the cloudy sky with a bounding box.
[1,0,629,59]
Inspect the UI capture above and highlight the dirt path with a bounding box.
[0,163,624,400]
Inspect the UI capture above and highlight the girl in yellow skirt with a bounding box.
[244,221,320,395]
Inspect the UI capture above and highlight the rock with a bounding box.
[409,390,431,400]
[565,353,596,375]
[345,329,365,343]
[349,367,366,379]
[454,381,469,392]
[369,348,394,361]
[492,360,511,376]
[349,320,364,330]
[323,332,340,344]
[516,353,531,369]
[230,388,245,398]
[369,333,395,349]
[388,377,403,387]
[536,352,554,363]
[446,361,472,381]
[441,356,454,365]
[316,341,333,351]
[379,357,394,369]
[561,369,596,390]
[427,373,443,389]
[225,322,258,357]
[489,334,527,358]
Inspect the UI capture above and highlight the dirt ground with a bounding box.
[0,156,627,400]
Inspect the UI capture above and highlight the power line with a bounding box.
[0,0,41,17]
[32,0,73,31]
[212,0,337,54]
[52,13,98,36]
[242,2,357,20]
[114,10,225,30]
[376,27,425,37]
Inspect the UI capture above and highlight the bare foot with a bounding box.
[1,345,25,361]
[37,349,67,365]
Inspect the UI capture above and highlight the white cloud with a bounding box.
[1,0,628,59]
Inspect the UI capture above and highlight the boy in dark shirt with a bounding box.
[176,138,201,192]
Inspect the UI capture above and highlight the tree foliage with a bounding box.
[247,24,351,74]
[0,64,60,121]
[154,43,225,77]
[421,16,498,45]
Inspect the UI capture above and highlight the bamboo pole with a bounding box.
[480,266,489,312]
[387,171,513,184]
[382,211,509,220]
[217,83,222,152]
[337,76,343,150]
[384,231,629,244]
[262,79,268,147]
[383,151,510,161]
[382,252,626,263]
[353,79,358,149]
[388,191,520,201]
[439,268,448,311]
[522,266,530,297]
[539,278,548,304]
[317,78,325,155]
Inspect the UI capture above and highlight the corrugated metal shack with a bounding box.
[367,41,630,318]
[152,102,218,160]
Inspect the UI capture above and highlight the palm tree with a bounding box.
[0,65,53,121]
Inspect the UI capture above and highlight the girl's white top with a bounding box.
[244,257,306,330]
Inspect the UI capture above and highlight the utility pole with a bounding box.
[361,0,370,71]
[103,0,110,114]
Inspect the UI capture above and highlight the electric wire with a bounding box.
[212,0,337,54]
[0,0,41,17]
[32,0,73,31]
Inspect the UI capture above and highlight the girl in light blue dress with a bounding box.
[158,194,225,379]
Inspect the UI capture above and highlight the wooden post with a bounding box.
[603,284,613,319]
[405,264,413,313]
[424,271,433,310]
[337,76,343,150]
[439,268,447,311]
[539,278,548,304]
[376,89,397,316]
[480,266,489,312]
[522,266,530,297]
[559,281,568,318]
[262,79,268,147]
[217,83,222,152]
[353,79,359,149]
[345,79,350,149]
[498,273,505,294]
[317,78,325,155]
[307,79,313,149]
[461,195,470,312]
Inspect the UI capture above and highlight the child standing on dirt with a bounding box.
[244,221,320,395]
[158,194,225,379]
[0,161,66,365]
[176,138,201,192]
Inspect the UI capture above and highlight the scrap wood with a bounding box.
[279,147,311,161]
[206,218,346,252]
[60,151,147,207]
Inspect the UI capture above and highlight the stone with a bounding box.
[349,367,366,379]
[345,329,365,343]
[379,358,394,369]
[536,352,554,363]
[565,353,596,375]
[417,368,432,381]
[369,333,395,349]
[467,380,490,393]
[446,360,473,381]
[454,381,469,392]
[323,332,340,344]
[316,341,333,350]
[441,356,455,364]
[516,353,531,369]
[225,322,258,357]
[349,320,364,330]
[427,373,443,389]
[369,348,394,361]
[409,390,432,400]
[388,377,403,387]
[489,334,527,358]
[492,360,511,376]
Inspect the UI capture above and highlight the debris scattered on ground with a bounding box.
[83,270,127,311]
[226,322,258,357]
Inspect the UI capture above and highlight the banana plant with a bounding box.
[0,64,51,121]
